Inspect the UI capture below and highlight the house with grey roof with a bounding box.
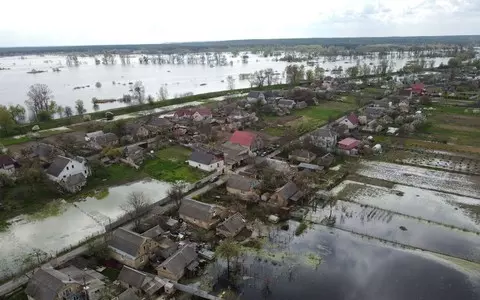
[247,91,265,103]
[187,149,224,172]
[156,244,198,281]
[29,143,64,164]
[269,181,304,207]
[46,156,90,193]
[26,266,104,300]
[116,288,141,300]
[308,127,338,151]
[179,198,223,229]
[109,227,161,269]
[123,144,146,165]
[86,131,119,150]
[288,149,316,163]
[117,266,165,297]
[277,99,296,109]
[226,174,260,201]
[216,212,246,238]
[364,106,387,120]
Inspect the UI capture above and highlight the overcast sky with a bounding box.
[1,0,480,47]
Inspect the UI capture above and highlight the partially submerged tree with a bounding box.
[168,181,186,210]
[64,106,73,118]
[215,239,241,279]
[226,75,235,90]
[75,100,86,115]
[132,81,145,104]
[120,191,150,231]
[157,86,169,101]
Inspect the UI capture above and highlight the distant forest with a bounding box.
[1,35,480,56]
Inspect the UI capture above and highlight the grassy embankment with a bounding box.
[0,85,289,146]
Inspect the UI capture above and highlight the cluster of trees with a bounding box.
[248,68,280,87]
[284,64,325,84]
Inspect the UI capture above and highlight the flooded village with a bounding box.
[1,45,480,300]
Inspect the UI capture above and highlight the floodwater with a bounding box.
[308,200,480,263]
[211,222,480,300]
[357,161,480,198]
[334,180,480,232]
[0,53,451,113]
[0,179,171,280]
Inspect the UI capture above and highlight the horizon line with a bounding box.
[1,34,480,49]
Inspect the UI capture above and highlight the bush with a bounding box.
[83,114,92,121]
[95,82,102,88]
[105,111,114,120]
[37,110,52,122]
[295,221,308,236]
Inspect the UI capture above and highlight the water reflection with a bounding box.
[0,179,170,279]
[216,223,480,300]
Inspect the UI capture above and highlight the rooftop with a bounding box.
[229,130,257,147]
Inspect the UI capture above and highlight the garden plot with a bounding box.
[390,149,480,175]
[308,200,480,263]
[357,161,480,198]
[333,180,480,232]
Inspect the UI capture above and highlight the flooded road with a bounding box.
[213,223,480,300]
[0,179,170,280]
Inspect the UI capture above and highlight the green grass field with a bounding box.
[143,146,207,182]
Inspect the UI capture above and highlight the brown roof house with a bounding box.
[108,227,161,269]
[25,266,105,300]
[117,265,166,297]
[288,149,316,163]
[269,181,304,207]
[156,244,199,281]
[226,174,260,201]
[179,198,223,229]
[216,212,246,238]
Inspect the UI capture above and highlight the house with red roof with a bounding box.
[338,137,360,155]
[411,83,425,95]
[174,108,212,121]
[340,113,359,129]
[227,130,263,151]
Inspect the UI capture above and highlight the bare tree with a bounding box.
[157,86,169,101]
[265,68,279,86]
[168,181,186,210]
[25,84,54,120]
[249,70,267,87]
[226,75,235,90]
[120,191,150,230]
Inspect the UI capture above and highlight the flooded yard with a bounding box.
[308,200,480,263]
[207,222,480,300]
[0,179,171,280]
[334,180,480,232]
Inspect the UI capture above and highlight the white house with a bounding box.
[46,156,90,193]
[341,113,359,129]
[0,155,19,176]
[188,150,224,172]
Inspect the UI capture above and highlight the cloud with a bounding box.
[0,0,479,46]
